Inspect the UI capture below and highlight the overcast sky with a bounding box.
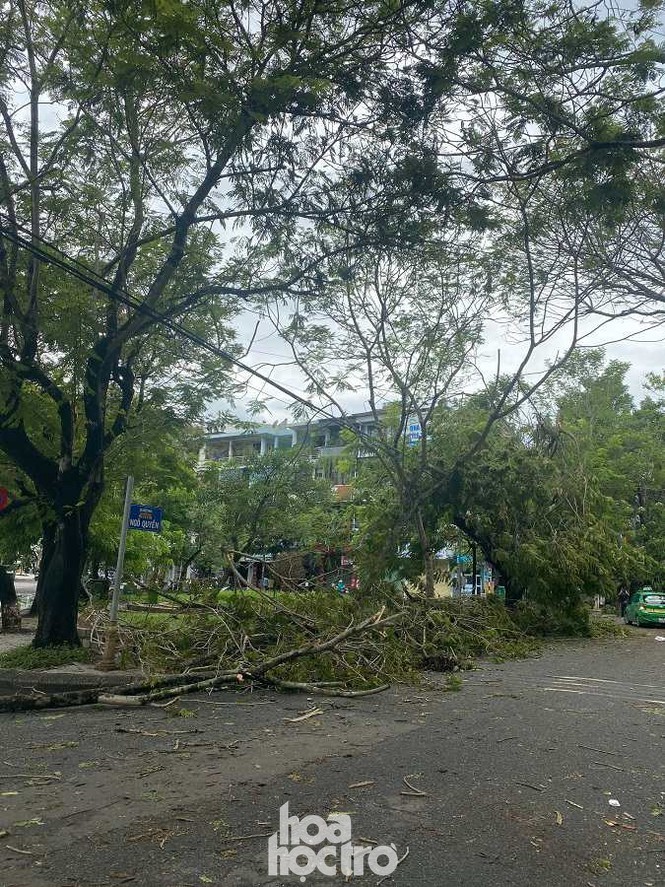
[208,304,664,427]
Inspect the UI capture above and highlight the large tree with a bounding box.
[0,0,435,644]
[196,449,343,583]
[2,0,665,644]
[435,354,662,624]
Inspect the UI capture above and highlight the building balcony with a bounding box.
[316,445,346,458]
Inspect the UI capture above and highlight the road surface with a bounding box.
[0,574,36,654]
[0,632,663,886]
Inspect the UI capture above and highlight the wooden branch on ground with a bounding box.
[96,607,397,707]
[0,608,400,712]
[132,580,208,610]
[262,677,391,697]
[0,686,109,713]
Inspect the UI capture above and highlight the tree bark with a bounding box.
[415,510,435,598]
[33,509,90,647]
[29,521,54,617]
[0,565,21,631]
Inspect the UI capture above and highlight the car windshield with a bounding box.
[643,594,665,605]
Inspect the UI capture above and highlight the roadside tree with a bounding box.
[2,0,665,642]
[195,449,345,586]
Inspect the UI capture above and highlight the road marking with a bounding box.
[539,687,665,705]
[547,675,665,692]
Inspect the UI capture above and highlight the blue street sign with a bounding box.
[407,421,422,446]
[128,504,163,533]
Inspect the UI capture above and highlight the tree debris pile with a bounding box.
[98,591,538,684]
[401,597,540,671]
[0,593,538,712]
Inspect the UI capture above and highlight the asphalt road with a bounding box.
[0,632,663,887]
[0,575,37,656]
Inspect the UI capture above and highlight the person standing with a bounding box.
[618,585,630,617]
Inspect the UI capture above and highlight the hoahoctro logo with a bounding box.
[268,802,399,880]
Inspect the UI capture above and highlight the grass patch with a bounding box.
[0,644,93,670]
[118,610,192,629]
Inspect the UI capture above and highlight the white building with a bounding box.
[200,411,383,465]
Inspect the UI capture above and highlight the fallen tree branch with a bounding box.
[248,607,394,677]
[263,676,391,697]
[226,553,318,631]
[0,608,399,712]
[97,670,240,706]
[96,607,397,707]
[0,686,110,713]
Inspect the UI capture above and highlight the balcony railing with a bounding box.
[315,445,346,457]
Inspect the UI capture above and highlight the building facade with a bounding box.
[201,411,382,466]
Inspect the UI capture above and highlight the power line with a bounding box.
[0,214,344,424]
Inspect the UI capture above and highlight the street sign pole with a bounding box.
[100,475,134,670]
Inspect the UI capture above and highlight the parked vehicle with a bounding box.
[624,589,665,627]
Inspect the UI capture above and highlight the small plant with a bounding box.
[444,673,463,692]
[0,644,93,670]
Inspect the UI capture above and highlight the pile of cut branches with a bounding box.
[398,596,540,671]
[107,590,537,686]
[0,592,538,712]
[114,590,417,686]
[0,606,397,712]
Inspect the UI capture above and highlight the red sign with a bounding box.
[0,487,9,512]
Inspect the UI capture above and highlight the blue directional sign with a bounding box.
[128,504,163,533]
[407,421,422,446]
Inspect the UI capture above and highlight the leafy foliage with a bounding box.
[114,590,539,682]
[2,0,665,644]
[195,449,346,576]
[437,355,663,625]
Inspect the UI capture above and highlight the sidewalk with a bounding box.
[0,616,36,654]
[0,618,140,694]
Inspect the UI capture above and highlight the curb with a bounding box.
[0,666,141,697]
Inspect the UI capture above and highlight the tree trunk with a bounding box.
[175,545,202,588]
[30,521,55,618]
[415,511,435,598]
[89,556,101,580]
[33,510,89,647]
[0,566,21,631]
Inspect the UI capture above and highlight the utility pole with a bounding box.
[100,476,134,670]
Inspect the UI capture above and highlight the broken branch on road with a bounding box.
[0,608,398,712]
